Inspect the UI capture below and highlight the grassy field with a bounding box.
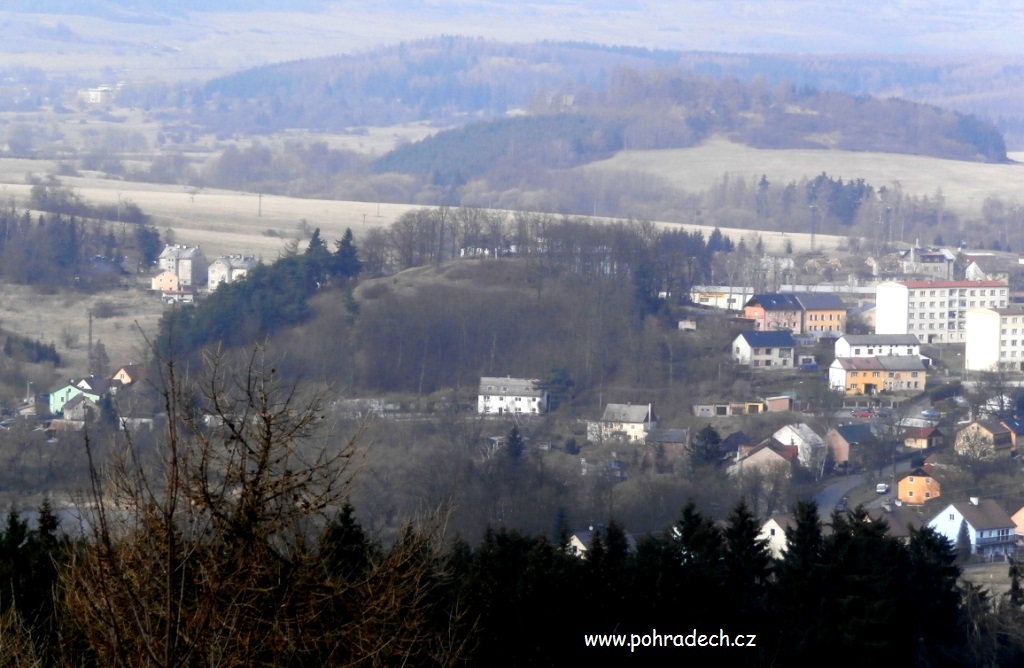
[583,137,1024,218]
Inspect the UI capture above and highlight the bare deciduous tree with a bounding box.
[63,343,467,666]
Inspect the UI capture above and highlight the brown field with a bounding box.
[0,281,165,392]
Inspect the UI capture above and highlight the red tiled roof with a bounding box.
[899,280,1006,288]
[775,444,800,461]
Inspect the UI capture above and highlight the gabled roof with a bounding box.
[63,394,100,412]
[763,513,834,537]
[602,403,651,424]
[774,444,799,461]
[746,294,802,311]
[570,528,638,553]
[75,376,111,395]
[832,357,926,372]
[735,331,796,347]
[877,356,927,372]
[899,467,936,482]
[212,255,259,270]
[793,293,845,311]
[721,431,756,452]
[479,377,543,397]
[160,244,204,260]
[839,334,920,346]
[832,423,879,446]
[903,426,941,440]
[867,506,926,540]
[944,499,1015,531]
[774,423,824,446]
[114,364,145,383]
[960,420,1011,438]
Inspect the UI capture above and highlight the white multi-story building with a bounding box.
[965,305,1024,372]
[834,334,921,359]
[477,377,548,415]
[208,255,259,291]
[876,280,1008,344]
[158,244,207,287]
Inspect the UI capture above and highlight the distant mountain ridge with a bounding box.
[190,38,1006,170]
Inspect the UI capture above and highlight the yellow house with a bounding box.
[903,427,944,450]
[954,420,1013,459]
[797,294,847,334]
[897,467,940,505]
[829,356,926,395]
[596,403,653,442]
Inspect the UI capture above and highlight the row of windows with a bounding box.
[909,288,1006,297]
[748,347,793,356]
[852,347,916,355]
[846,380,921,390]
[915,323,967,330]
[909,299,1004,308]
[849,371,919,378]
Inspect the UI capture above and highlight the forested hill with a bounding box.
[194,37,1005,165]
[372,81,1007,188]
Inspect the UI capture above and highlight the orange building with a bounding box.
[897,466,940,505]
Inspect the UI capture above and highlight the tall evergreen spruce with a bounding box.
[956,518,973,564]
[722,499,772,625]
[333,227,363,280]
[773,501,827,661]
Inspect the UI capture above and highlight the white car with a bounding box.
[875,483,890,494]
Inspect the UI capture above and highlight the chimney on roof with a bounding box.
[970,496,980,506]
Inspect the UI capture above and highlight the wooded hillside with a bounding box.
[187,37,1006,164]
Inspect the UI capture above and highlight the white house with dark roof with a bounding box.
[928,498,1016,558]
[732,331,796,368]
[208,255,260,291]
[477,377,548,415]
[592,403,654,442]
[773,423,827,470]
[834,334,921,359]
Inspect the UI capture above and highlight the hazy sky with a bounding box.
[3,1,1023,80]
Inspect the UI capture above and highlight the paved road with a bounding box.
[812,459,914,518]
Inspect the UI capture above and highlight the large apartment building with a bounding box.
[876,280,1008,344]
[965,305,1024,372]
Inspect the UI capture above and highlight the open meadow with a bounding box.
[583,137,1024,217]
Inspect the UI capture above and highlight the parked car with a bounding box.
[876,483,890,494]
[835,498,848,513]
[921,409,940,419]
[851,409,872,418]
[875,407,892,418]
